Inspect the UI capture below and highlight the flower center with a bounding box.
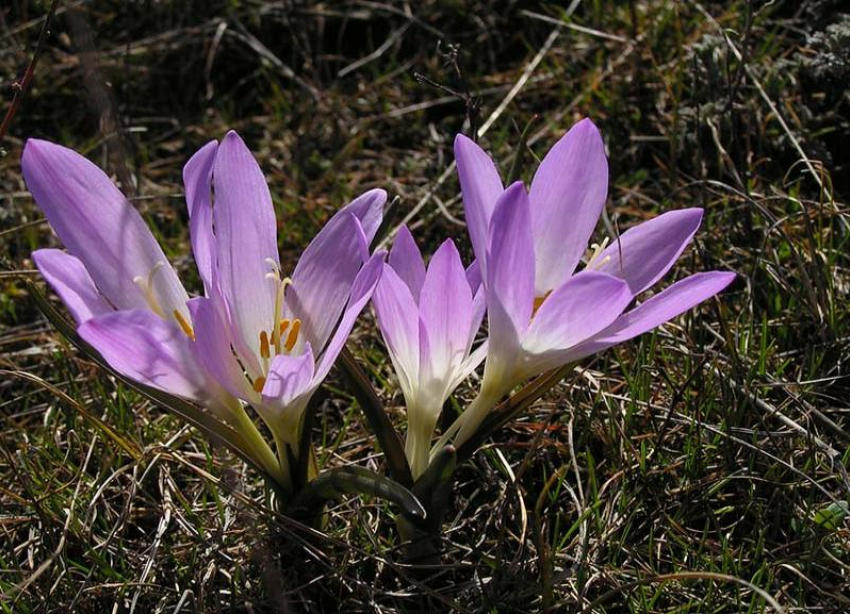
[254,259,303,381]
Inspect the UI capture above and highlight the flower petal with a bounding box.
[212,131,279,368]
[486,181,535,347]
[78,309,207,401]
[260,343,316,445]
[529,118,608,294]
[339,188,386,246]
[388,225,426,302]
[312,252,384,385]
[262,343,315,409]
[418,239,473,390]
[289,210,369,353]
[524,270,632,355]
[183,140,218,296]
[449,340,488,392]
[187,297,253,401]
[538,271,735,369]
[594,208,704,295]
[22,139,188,316]
[466,259,482,293]
[455,134,504,278]
[372,263,420,400]
[585,271,734,348]
[33,249,112,324]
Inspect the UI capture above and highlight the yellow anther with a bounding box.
[252,376,266,393]
[173,309,195,340]
[259,330,271,359]
[279,319,290,335]
[533,291,552,316]
[285,318,301,352]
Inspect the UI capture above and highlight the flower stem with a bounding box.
[226,397,291,491]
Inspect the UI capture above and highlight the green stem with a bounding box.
[226,397,289,489]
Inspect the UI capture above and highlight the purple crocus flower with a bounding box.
[24,132,385,487]
[445,118,735,446]
[372,226,486,478]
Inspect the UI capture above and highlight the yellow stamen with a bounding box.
[279,319,291,336]
[252,376,266,393]
[533,291,552,315]
[271,277,292,353]
[259,330,271,359]
[173,309,195,340]
[285,318,301,352]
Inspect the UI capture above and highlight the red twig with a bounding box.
[0,0,61,145]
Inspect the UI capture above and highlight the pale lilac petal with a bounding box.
[312,252,384,385]
[486,182,535,347]
[455,134,504,278]
[183,140,218,295]
[594,208,704,294]
[212,131,279,367]
[418,239,473,387]
[536,271,735,369]
[524,270,632,354]
[187,297,252,401]
[388,225,426,302]
[529,118,608,294]
[339,188,386,245]
[372,264,419,398]
[33,249,112,324]
[585,271,734,348]
[466,260,481,293]
[289,211,369,352]
[449,340,488,392]
[22,139,188,316]
[78,309,206,400]
[262,343,315,408]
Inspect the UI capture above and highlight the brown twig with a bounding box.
[0,0,60,145]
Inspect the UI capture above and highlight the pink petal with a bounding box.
[262,343,315,409]
[455,134,504,279]
[22,139,188,316]
[212,131,279,368]
[312,251,385,385]
[339,188,386,245]
[418,239,473,389]
[187,297,253,401]
[289,211,369,352]
[372,263,420,399]
[594,208,704,294]
[486,181,535,351]
[78,310,207,401]
[388,225,427,302]
[33,249,112,324]
[183,140,218,296]
[529,118,608,295]
[524,270,632,354]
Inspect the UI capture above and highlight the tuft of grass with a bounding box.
[1,0,849,611]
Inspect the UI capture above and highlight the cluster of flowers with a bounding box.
[24,118,733,498]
